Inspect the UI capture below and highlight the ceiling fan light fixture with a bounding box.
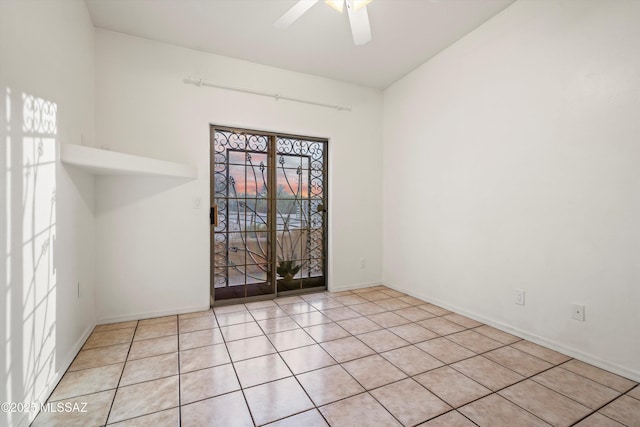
[324,0,344,13]
[350,0,373,11]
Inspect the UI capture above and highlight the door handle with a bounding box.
[210,205,218,226]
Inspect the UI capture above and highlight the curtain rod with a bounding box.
[183,76,352,112]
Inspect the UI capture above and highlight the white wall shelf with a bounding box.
[60,143,197,179]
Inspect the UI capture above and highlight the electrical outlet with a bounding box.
[572,304,585,321]
[514,289,525,306]
[360,258,366,269]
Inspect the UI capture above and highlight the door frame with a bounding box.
[210,124,329,306]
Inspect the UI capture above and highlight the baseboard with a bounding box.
[329,281,382,292]
[97,304,210,325]
[16,321,95,427]
[383,281,640,383]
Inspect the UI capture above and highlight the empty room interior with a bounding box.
[1,0,640,426]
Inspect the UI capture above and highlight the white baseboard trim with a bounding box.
[98,304,211,325]
[383,281,640,383]
[328,281,382,292]
[16,321,95,427]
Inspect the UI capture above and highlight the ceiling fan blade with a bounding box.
[346,1,372,45]
[274,0,320,29]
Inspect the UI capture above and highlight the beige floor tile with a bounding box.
[33,390,114,427]
[389,323,438,343]
[305,323,350,343]
[178,316,217,333]
[275,295,306,305]
[393,306,436,322]
[69,344,129,372]
[106,408,179,426]
[245,300,277,309]
[380,288,406,298]
[359,291,393,302]
[510,341,570,365]
[280,344,336,374]
[128,335,177,360]
[268,328,315,351]
[473,325,521,344]
[332,295,368,306]
[301,291,332,300]
[561,359,637,392]
[137,315,176,326]
[418,304,451,316]
[50,363,123,401]
[94,320,138,333]
[415,337,476,364]
[321,306,361,321]
[452,356,524,391]
[320,336,375,362]
[372,378,450,425]
[573,413,625,427]
[244,377,314,425]
[213,304,248,315]
[319,392,402,427]
[133,322,177,341]
[226,335,277,361]
[342,354,407,389]
[483,346,553,377]
[499,379,591,426]
[356,329,409,353]
[380,345,443,376]
[179,328,224,351]
[215,310,255,327]
[533,367,620,409]
[178,309,213,320]
[234,353,292,388]
[415,366,491,408]
[309,298,345,310]
[349,302,388,316]
[397,296,426,306]
[280,302,316,315]
[180,363,240,404]
[257,316,300,334]
[459,394,551,427]
[628,386,640,400]
[180,343,230,373]
[374,298,411,311]
[181,391,253,427]
[599,395,640,427]
[297,365,365,405]
[351,287,377,294]
[249,306,288,321]
[264,409,328,427]
[442,313,482,329]
[337,317,382,335]
[447,330,503,353]
[83,328,135,350]
[290,311,331,327]
[418,318,466,336]
[219,321,264,342]
[367,311,411,328]
[108,376,179,424]
[419,410,477,427]
[120,352,178,386]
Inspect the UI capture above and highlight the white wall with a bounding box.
[383,0,640,380]
[0,0,96,425]
[94,30,383,322]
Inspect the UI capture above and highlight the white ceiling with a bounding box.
[85,0,515,89]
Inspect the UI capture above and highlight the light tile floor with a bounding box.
[33,286,640,427]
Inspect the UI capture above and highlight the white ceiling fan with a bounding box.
[274,0,373,46]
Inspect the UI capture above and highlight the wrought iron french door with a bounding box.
[211,127,327,302]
